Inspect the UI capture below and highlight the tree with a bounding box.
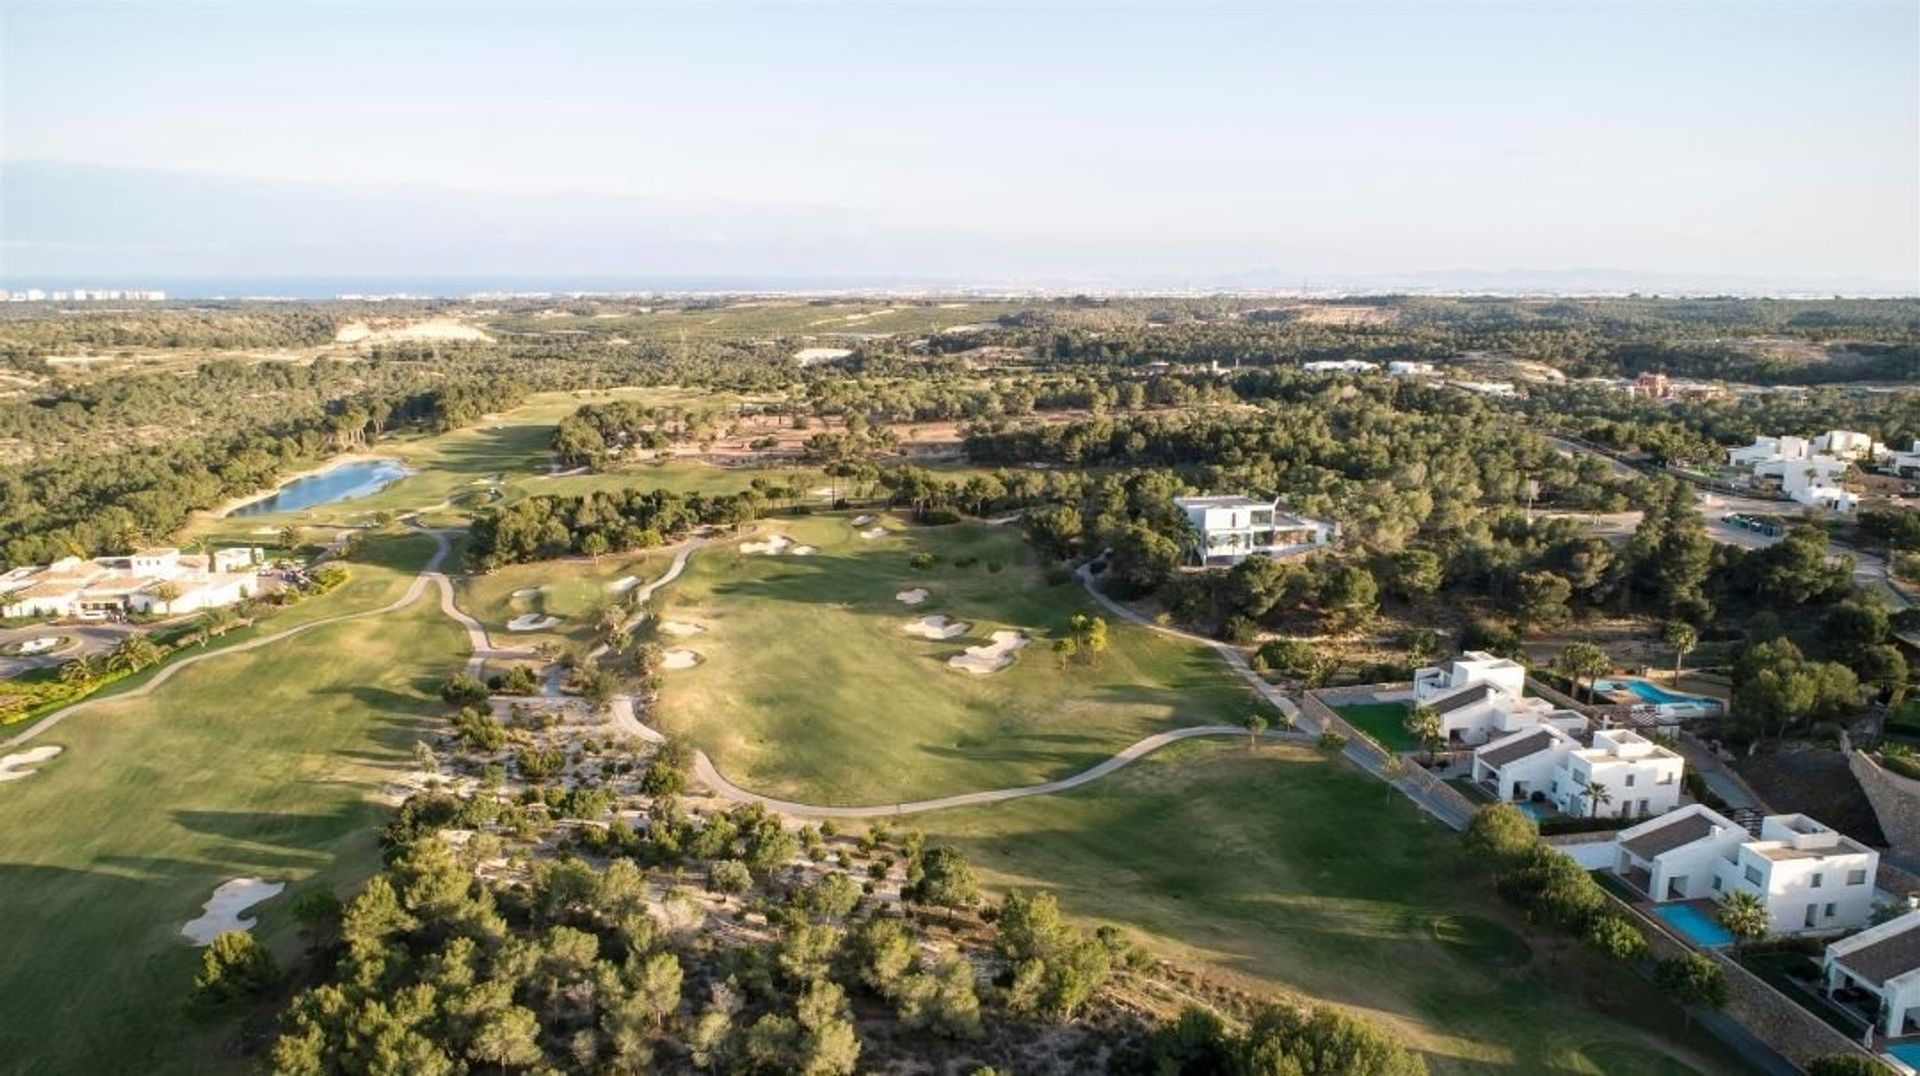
[105,635,162,674]
[279,525,303,553]
[1576,778,1612,819]
[581,532,610,562]
[468,1005,544,1069]
[1732,637,1862,741]
[1513,570,1572,633]
[1243,713,1269,752]
[193,930,280,1004]
[1463,804,1538,870]
[147,580,183,614]
[57,656,97,688]
[1662,620,1697,682]
[708,859,752,901]
[1390,548,1444,600]
[1716,890,1771,948]
[1321,563,1379,633]
[904,846,979,914]
[1807,1055,1895,1076]
[1552,640,1610,702]
[1238,1003,1426,1076]
[1403,704,1442,763]
[1654,954,1728,1024]
[1584,914,1648,962]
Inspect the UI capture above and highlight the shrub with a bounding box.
[1222,616,1258,645]
[1654,954,1728,1009]
[909,552,937,570]
[194,930,280,1004]
[1807,1055,1894,1076]
[918,507,964,525]
[1316,731,1348,752]
[439,674,491,708]
[1253,639,1320,677]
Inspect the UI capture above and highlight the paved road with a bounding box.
[0,622,141,679]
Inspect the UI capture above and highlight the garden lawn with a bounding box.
[925,740,1746,1075]
[1335,700,1418,752]
[650,514,1263,805]
[0,534,467,1075]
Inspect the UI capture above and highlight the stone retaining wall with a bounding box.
[1851,747,1920,869]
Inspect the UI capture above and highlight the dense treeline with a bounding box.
[0,306,345,353]
[0,379,524,567]
[467,490,749,569]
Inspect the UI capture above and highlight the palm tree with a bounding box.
[1404,704,1443,763]
[1578,778,1613,818]
[1662,621,1698,683]
[105,635,162,674]
[1716,890,1770,948]
[1553,641,1610,702]
[1243,713,1268,753]
[57,656,97,689]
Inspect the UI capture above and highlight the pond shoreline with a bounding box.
[216,453,410,518]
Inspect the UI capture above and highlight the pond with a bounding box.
[226,459,410,517]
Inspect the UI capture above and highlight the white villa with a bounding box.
[0,547,261,621]
[1174,495,1337,567]
[1614,805,1879,935]
[1301,359,1378,375]
[1884,440,1920,480]
[1823,910,1920,1039]
[1726,430,1886,514]
[1472,726,1683,819]
[1413,650,1587,747]
[1387,361,1437,377]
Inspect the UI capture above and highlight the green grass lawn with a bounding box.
[1335,700,1418,752]
[650,514,1263,805]
[924,740,1746,1075]
[454,548,665,654]
[0,534,466,1075]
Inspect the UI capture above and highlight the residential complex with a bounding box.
[1413,650,1586,747]
[0,547,261,620]
[1471,726,1683,819]
[1823,910,1920,1040]
[1614,806,1879,935]
[1726,429,1889,514]
[1174,495,1337,567]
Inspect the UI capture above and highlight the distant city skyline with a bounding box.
[3,1,1915,293]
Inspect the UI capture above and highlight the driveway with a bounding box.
[0,622,142,679]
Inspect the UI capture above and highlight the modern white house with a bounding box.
[1614,806,1880,934]
[0,547,261,620]
[1726,432,1879,513]
[1173,495,1337,567]
[1413,651,1587,747]
[1884,440,1920,480]
[1301,359,1379,375]
[1471,726,1684,818]
[1388,361,1437,377]
[1823,910,1920,1039]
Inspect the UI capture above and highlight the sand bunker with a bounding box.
[0,745,62,782]
[659,620,705,637]
[948,631,1028,675]
[896,588,929,605]
[851,515,876,526]
[507,614,562,632]
[181,877,286,945]
[741,534,795,555]
[661,648,702,670]
[903,615,970,640]
[790,544,818,556]
[859,527,887,540]
[606,575,640,593]
[511,587,544,601]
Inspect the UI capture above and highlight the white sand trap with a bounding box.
[661,648,702,670]
[659,620,705,637]
[508,614,562,632]
[948,631,1028,675]
[810,485,836,499]
[606,575,640,594]
[903,615,970,640]
[896,588,929,605]
[851,515,876,526]
[17,636,60,655]
[181,877,286,945]
[511,587,545,601]
[0,745,62,782]
[859,527,887,540]
[790,544,818,556]
[741,534,795,555]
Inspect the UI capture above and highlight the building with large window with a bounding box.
[1173,495,1336,567]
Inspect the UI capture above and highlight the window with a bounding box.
[1849,869,1868,886]
[1711,876,1722,891]
[1812,873,1823,889]
[1744,865,1763,887]
[1826,903,1837,918]
[1625,774,1636,787]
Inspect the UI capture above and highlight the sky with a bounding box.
[2,0,1916,292]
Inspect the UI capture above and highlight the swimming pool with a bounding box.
[1653,903,1735,948]
[1886,1042,1920,1070]
[1594,678,1722,714]
[1516,802,1553,822]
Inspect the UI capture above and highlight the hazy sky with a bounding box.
[3,0,1916,288]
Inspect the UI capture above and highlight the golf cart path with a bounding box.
[2,527,459,751]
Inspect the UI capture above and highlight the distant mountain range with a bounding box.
[4,162,1913,298]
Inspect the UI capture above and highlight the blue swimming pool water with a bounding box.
[1595,678,1711,706]
[1516,802,1552,821]
[1654,903,1735,947]
[228,460,410,517]
[1886,1042,1920,1068]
